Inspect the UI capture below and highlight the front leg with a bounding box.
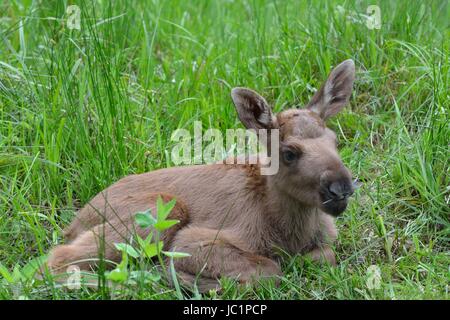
[307,245,336,266]
[306,213,338,265]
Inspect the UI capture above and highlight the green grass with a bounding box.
[0,0,449,299]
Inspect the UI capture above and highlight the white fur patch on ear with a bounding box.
[307,59,355,120]
[324,59,354,103]
[256,108,272,126]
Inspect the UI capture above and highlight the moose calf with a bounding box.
[47,60,356,291]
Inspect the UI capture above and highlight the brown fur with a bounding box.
[46,60,356,292]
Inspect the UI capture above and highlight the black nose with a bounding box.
[327,181,353,200]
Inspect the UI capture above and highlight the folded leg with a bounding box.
[47,194,189,273]
[169,226,282,292]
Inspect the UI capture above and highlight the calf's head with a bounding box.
[231,59,355,216]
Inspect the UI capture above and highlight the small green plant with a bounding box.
[106,196,190,293]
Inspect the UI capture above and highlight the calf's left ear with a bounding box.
[307,59,355,121]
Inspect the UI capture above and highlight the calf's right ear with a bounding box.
[231,87,277,130]
[307,59,355,121]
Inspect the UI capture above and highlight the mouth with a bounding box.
[320,178,360,216]
[321,198,349,216]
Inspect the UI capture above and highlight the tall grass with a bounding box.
[0,0,448,299]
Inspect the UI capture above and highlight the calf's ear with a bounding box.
[231,87,277,130]
[307,59,355,120]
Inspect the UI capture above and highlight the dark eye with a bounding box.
[282,150,298,164]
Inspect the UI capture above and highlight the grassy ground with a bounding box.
[0,0,448,299]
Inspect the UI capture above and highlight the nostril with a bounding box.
[325,180,354,201]
[327,182,341,198]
